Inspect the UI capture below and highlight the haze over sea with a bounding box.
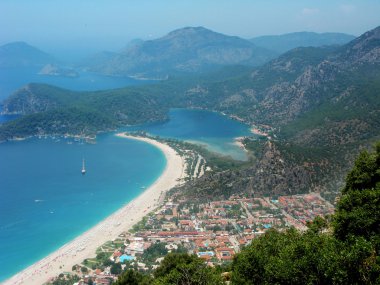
[0,70,251,281]
[0,67,150,101]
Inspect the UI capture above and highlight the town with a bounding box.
[51,192,334,285]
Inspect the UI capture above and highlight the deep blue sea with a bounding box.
[0,67,252,281]
[0,114,19,124]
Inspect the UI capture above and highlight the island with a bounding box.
[38,64,79,78]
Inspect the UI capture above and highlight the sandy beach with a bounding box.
[250,127,269,137]
[234,136,246,151]
[3,133,186,285]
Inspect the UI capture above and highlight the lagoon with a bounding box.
[127,108,253,160]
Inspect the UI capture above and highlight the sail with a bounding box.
[82,158,86,174]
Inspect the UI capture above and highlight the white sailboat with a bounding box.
[81,158,86,175]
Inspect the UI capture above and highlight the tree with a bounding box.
[230,143,380,285]
[231,227,376,284]
[333,143,380,245]
[306,215,328,233]
[103,258,113,267]
[113,269,152,285]
[141,242,168,263]
[342,146,379,193]
[153,253,223,285]
[110,263,122,275]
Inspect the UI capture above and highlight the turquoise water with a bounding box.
[127,109,253,160]
[0,64,253,281]
[0,133,166,281]
[0,108,252,281]
[120,255,135,262]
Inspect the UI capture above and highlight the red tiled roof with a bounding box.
[199,255,212,261]
[215,247,235,253]
[220,255,233,260]
[158,231,199,237]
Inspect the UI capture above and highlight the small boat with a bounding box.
[81,158,86,175]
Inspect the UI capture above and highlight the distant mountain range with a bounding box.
[1,27,356,77]
[0,42,55,68]
[250,31,355,54]
[82,27,355,78]
[81,27,277,78]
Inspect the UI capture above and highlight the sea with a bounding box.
[0,68,252,281]
[0,67,150,101]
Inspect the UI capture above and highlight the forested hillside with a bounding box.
[1,26,380,197]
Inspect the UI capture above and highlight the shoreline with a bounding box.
[250,126,269,137]
[234,136,247,151]
[3,133,186,285]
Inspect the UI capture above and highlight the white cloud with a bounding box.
[340,4,356,15]
[301,8,320,16]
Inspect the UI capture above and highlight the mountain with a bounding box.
[0,42,55,68]
[84,26,277,78]
[78,51,117,71]
[1,26,380,197]
[176,26,380,197]
[250,31,356,54]
[120,38,144,52]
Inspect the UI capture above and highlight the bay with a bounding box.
[0,134,166,281]
[0,108,253,281]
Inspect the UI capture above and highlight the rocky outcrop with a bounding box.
[178,141,313,201]
[38,64,78,77]
[1,84,73,115]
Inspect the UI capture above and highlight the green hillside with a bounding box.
[1,26,380,197]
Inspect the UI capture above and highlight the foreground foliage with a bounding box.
[232,143,380,285]
[113,143,380,285]
[115,253,223,285]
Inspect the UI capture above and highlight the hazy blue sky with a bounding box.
[1,0,379,58]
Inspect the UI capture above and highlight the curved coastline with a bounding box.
[3,133,186,285]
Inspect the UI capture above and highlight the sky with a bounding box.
[1,0,379,59]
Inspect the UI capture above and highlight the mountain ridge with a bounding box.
[0,42,55,68]
[250,31,356,54]
[83,26,277,77]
